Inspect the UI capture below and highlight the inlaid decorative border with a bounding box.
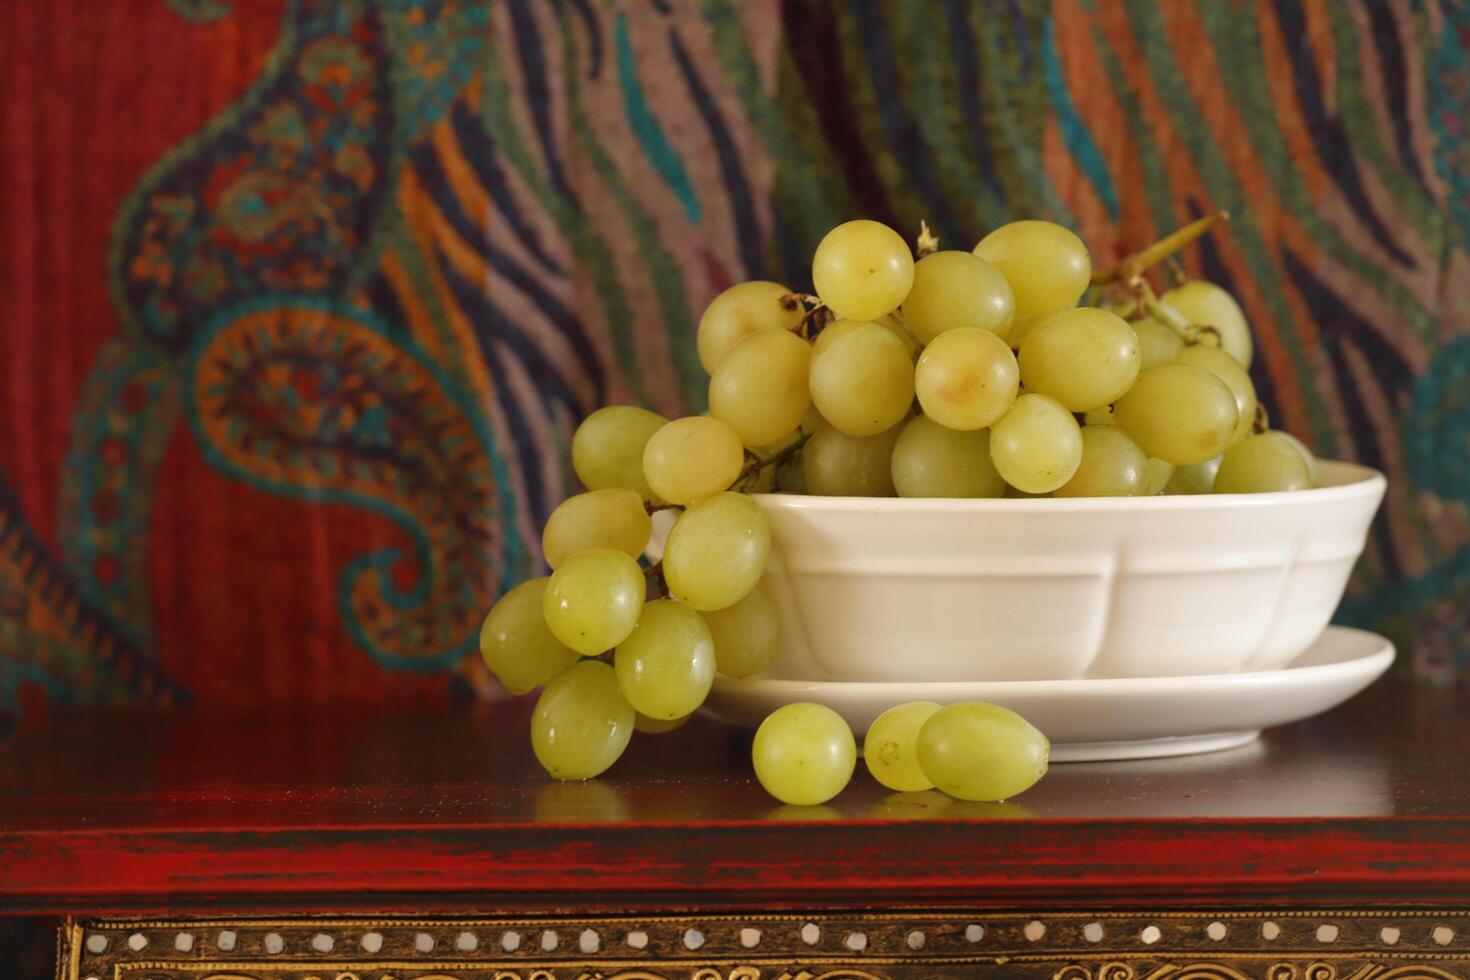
[59,911,1470,979]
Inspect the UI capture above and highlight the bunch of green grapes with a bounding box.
[482,401,793,780]
[477,209,1320,795]
[696,212,1312,503]
[478,267,838,781]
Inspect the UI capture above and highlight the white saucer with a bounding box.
[704,626,1394,762]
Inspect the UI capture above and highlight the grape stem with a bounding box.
[1254,402,1270,434]
[798,303,834,340]
[780,291,823,311]
[735,430,812,492]
[779,291,834,340]
[1133,281,1192,340]
[1126,277,1227,347]
[643,500,683,516]
[1092,210,1230,286]
[916,220,940,257]
[1185,323,1223,348]
[1129,279,1220,348]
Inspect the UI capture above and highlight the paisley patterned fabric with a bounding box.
[1,0,1468,730]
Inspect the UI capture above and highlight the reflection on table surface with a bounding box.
[2,677,1454,830]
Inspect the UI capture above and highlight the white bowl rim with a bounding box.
[751,459,1384,514]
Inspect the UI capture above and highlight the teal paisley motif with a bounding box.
[186,298,517,670]
[57,341,180,644]
[63,0,504,677]
[0,474,187,734]
[112,0,395,352]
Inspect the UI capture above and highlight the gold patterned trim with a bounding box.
[59,912,1470,980]
[1053,964,1467,980]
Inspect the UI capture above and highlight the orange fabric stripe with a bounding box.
[432,117,497,232]
[397,168,498,407]
[1151,2,1320,438]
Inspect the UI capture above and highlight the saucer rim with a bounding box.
[712,625,1394,696]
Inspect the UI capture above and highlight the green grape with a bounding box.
[812,220,916,321]
[572,405,668,497]
[799,402,826,435]
[634,711,691,734]
[641,416,745,505]
[1144,457,1175,495]
[814,315,918,359]
[541,489,652,569]
[1103,295,1189,371]
[1276,430,1319,484]
[702,581,780,678]
[745,430,802,493]
[876,312,920,358]
[708,326,812,447]
[613,599,715,720]
[917,702,1049,802]
[817,315,917,359]
[1083,405,1115,426]
[1018,307,1141,412]
[542,548,646,655]
[1162,279,1253,368]
[803,421,902,496]
[1006,310,1063,351]
[663,491,771,611]
[864,701,942,792]
[1132,314,1187,369]
[531,660,635,780]
[810,317,856,356]
[989,393,1083,494]
[809,319,914,436]
[479,578,581,695]
[752,702,857,806]
[914,327,1020,431]
[1054,424,1148,497]
[1164,455,1222,495]
[900,250,1015,344]
[775,454,807,494]
[1213,431,1313,493]
[1163,471,1200,494]
[973,220,1092,323]
[890,416,1006,498]
[696,280,804,373]
[1175,345,1257,445]
[1112,364,1239,465]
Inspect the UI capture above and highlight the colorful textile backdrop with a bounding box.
[1,0,1467,732]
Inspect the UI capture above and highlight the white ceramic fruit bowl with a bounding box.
[732,461,1383,683]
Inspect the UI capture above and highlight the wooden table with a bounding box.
[4,679,1469,979]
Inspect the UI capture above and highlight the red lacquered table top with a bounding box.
[1,679,1467,915]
